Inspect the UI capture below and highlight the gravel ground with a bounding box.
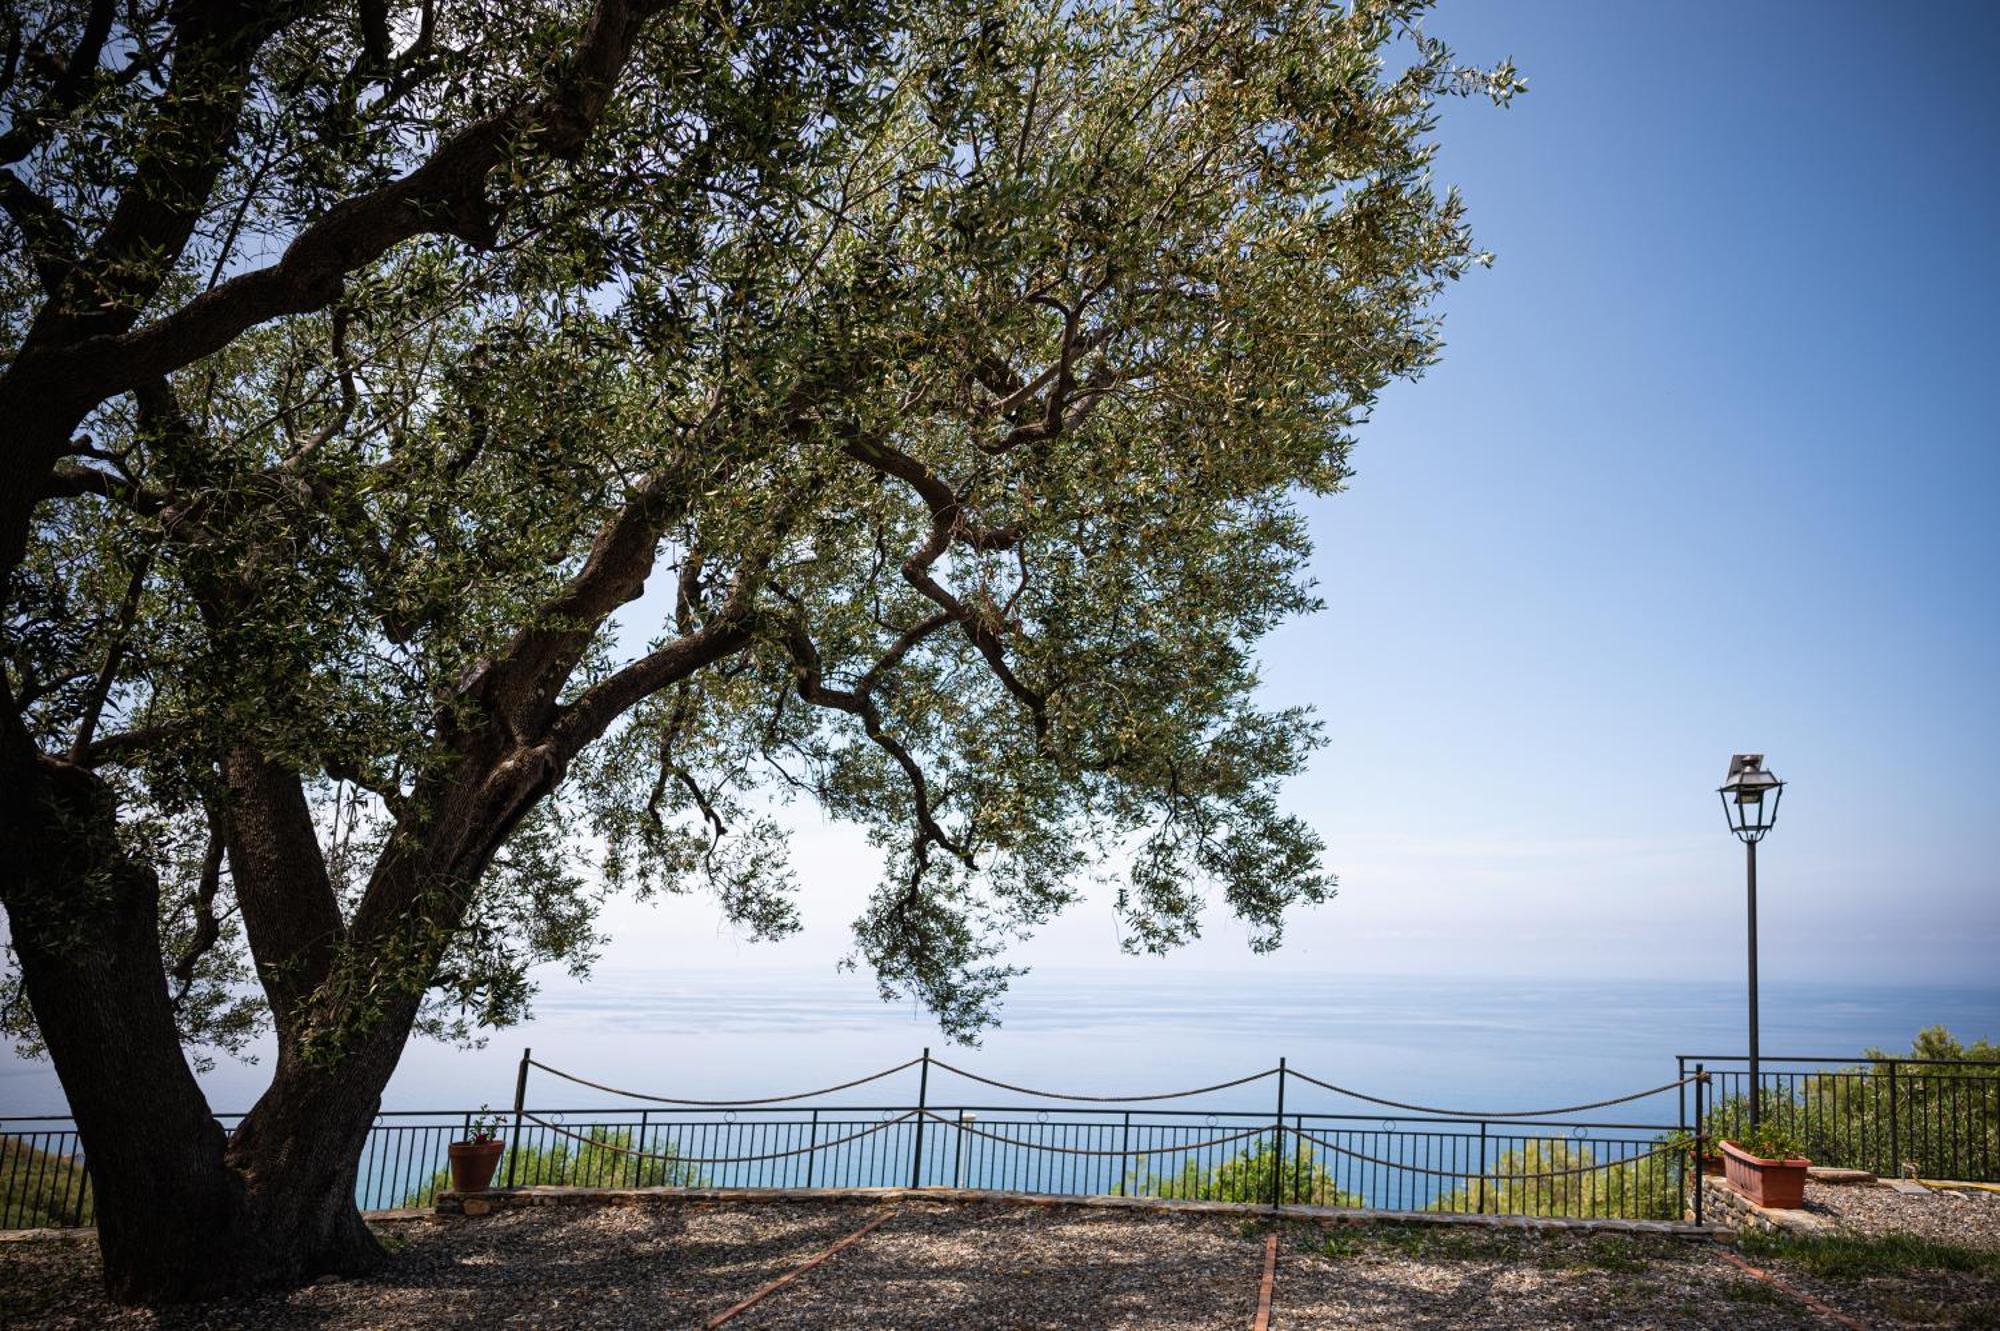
[1803,1180,2000,1251]
[4,1196,1998,1330]
[723,1201,1256,1330]
[0,1201,870,1330]
[1273,1226,1820,1330]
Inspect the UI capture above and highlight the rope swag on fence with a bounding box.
[518,1110,923,1165]
[914,1109,1275,1157]
[1281,1069,1701,1119]
[518,1053,1698,1120]
[498,1050,1708,1216]
[523,1056,926,1106]
[1282,1124,1690,1182]
[923,1060,1279,1102]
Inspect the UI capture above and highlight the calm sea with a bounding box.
[4,968,1995,1122]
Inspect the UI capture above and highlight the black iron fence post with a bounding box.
[1693,1063,1705,1227]
[805,1108,820,1189]
[1477,1121,1488,1215]
[1293,1114,1304,1202]
[505,1047,529,1189]
[1886,1058,1900,1178]
[910,1047,930,1189]
[1270,1056,1287,1209]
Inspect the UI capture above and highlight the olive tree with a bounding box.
[0,0,1517,1302]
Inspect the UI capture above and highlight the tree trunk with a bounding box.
[73,1049,394,1302]
[0,735,234,1302]
[1,730,396,1302]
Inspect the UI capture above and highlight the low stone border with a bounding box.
[1808,1167,1877,1185]
[0,1226,96,1245]
[434,1184,1732,1238]
[1700,1176,1835,1235]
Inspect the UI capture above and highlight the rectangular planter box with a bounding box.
[1721,1139,1810,1209]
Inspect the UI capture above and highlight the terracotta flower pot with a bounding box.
[1720,1139,1810,1209]
[1699,1153,1726,1177]
[448,1138,506,1194]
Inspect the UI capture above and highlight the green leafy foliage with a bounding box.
[1720,1120,1807,1162]
[400,1128,703,1206]
[466,1106,502,1144]
[1429,1141,1684,1222]
[0,1138,92,1229]
[5,0,1522,1067]
[1128,1139,1363,1206]
[1700,1027,1998,1177]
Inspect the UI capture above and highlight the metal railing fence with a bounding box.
[1676,1054,2000,1182]
[1,1110,489,1225]
[55,1047,1980,1229]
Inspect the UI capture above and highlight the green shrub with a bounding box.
[1123,1140,1363,1207]
[1,1136,92,1229]
[1699,1027,1998,1177]
[402,1128,703,1206]
[1430,1140,1684,1221]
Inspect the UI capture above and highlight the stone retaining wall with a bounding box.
[1699,1177,1834,1235]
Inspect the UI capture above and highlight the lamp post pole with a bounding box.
[1719,753,1782,1138]
[1746,836,1760,1132]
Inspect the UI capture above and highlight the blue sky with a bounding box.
[598,1,2000,991]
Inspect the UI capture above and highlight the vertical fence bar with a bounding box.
[1477,1121,1488,1215]
[1270,1057,1287,1209]
[1887,1059,1900,1178]
[1693,1063,1705,1227]
[909,1047,930,1189]
[1120,1111,1132,1195]
[1292,1115,1304,1202]
[505,1047,530,1189]
[1677,1056,1686,1153]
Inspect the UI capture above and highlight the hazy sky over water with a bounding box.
[594,1,2000,995]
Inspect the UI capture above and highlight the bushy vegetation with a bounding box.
[401,1129,702,1207]
[1125,1140,1363,1207]
[1701,1027,1998,1178]
[1,1137,91,1229]
[1429,1140,1684,1221]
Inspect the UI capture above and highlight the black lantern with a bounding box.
[1718,753,1783,843]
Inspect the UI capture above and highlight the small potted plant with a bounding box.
[1720,1122,1810,1209]
[449,1107,506,1194]
[1667,1130,1725,1176]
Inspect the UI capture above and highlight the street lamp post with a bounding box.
[1718,753,1784,1130]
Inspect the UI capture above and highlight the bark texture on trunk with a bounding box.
[1,737,227,1301]
[1,730,396,1301]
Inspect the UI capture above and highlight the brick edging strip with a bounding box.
[1252,1232,1277,1331]
[1716,1250,1864,1330]
[702,1209,896,1329]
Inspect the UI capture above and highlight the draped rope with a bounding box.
[916,1108,1271,1157]
[525,1056,923,1106]
[1284,1124,1689,1181]
[523,1054,1696,1126]
[517,1110,917,1165]
[1281,1069,1698,1120]
[925,1059,1278,1102]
